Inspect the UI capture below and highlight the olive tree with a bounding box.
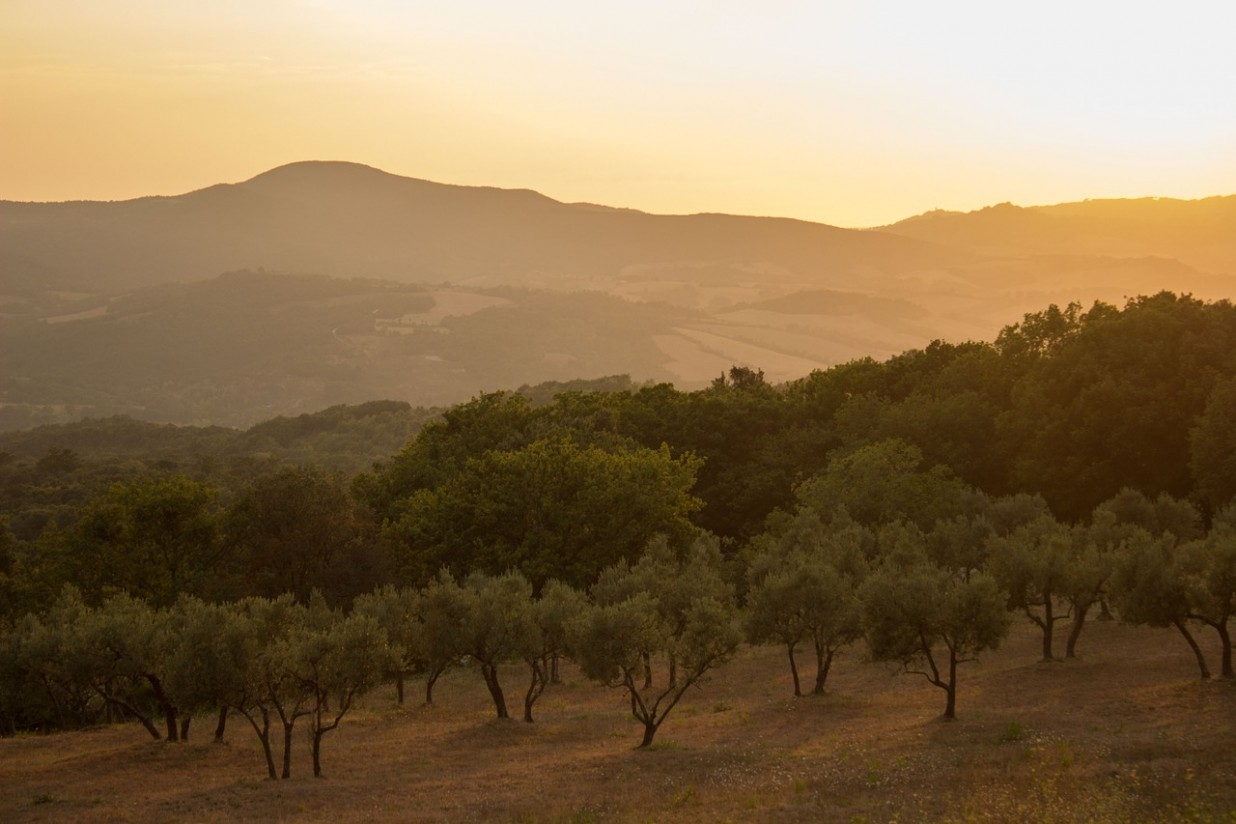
[746,558,860,697]
[745,512,865,696]
[232,595,312,778]
[593,536,734,690]
[62,593,183,740]
[352,585,422,705]
[1177,528,1236,679]
[574,546,739,748]
[458,571,541,720]
[861,550,1010,720]
[571,593,737,748]
[986,516,1071,661]
[522,580,588,721]
[416,570,470,705]
[1111,532,1212,679]
[289,610,394,777]
[1,590,99,732]
[164,595,251,743]
[1058,512,1130,658]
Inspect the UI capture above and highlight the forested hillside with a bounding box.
[3,290,1233,559]
[2,291,1233,611]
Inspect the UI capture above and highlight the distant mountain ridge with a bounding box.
[2,162,1234,431]
[879,196,1236,275]
[0,160,958,294]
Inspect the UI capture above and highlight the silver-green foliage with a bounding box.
[745,510,866,697]
[459,570,541,720]
[861,546,1010,720]
[572,539,739,748]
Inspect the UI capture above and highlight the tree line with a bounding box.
[0,540,738,773]
[6,464,1235,777]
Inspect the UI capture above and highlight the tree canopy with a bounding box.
[389,437,701,590]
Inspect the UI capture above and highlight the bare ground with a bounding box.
[3,620,1236,823]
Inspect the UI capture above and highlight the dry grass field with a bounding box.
[3,619,1236,823]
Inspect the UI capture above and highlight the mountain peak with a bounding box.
[238,160,410,191]
[229,160,566,211]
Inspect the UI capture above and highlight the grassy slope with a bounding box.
[3,620,1235,823]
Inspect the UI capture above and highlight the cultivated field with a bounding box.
[3,620,1235,823]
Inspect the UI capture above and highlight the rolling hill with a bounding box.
[2,162,1233,430]
[0,161,961,295]
[0,272,681,429]
[879,197,1236,283]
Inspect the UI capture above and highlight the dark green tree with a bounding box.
[0,518,15,626]
[391,437,701,590]
[1190,377,1236,514]
[795,439,969,532]
[612,377,793,542]
[353,391,539,520]
[59,476,221,605]
[998,294,1236,519]
[225,465,381,606]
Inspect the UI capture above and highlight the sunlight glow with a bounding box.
[2,1,1234,225]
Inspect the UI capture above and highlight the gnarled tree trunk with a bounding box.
[786,642,801,697]
[481,662,509,719]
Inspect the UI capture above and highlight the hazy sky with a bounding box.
[3,1,1234,226]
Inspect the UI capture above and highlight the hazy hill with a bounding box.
[880,196,1236,277]
[0,271,681,430]
[0,160,959,295]
[3,163,1234,430]
[1,269,994,430]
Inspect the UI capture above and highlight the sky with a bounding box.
[2,1,1235,227]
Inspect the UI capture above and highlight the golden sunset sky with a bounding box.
[3,1,1234,226]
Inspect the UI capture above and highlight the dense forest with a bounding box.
[3,291,1236,775]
